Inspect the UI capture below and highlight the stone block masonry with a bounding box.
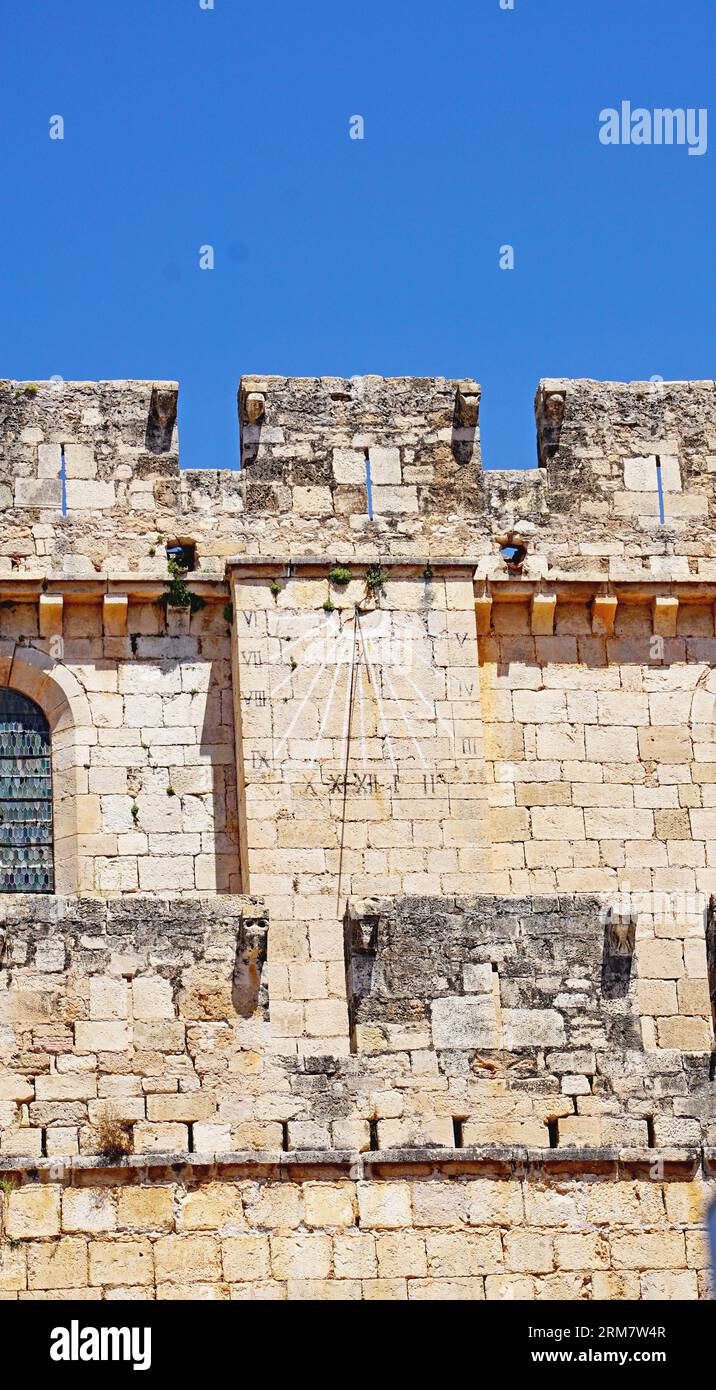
[0,1157,713,1300]
[1,373,716,1299]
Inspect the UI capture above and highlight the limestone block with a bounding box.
[133,1122,188,1153]
[462,963,494,993]
[243,1186,302,1230]
[146,1093,216,1123]
[303,1183,356,1229]
[656,1016,712,1049]
[117,1188,174,1232]
[642,1271,698,1299]
[0,1244,26,1292]
[431,996,499,1049]
[357,1183,412,1229]
[14,478,62,508]
[194,1123,232,1152]
[503,1231,553,1274]
[178,1185,244,1232]
[484,1274,534,1300]
[369,447,401,484]
[0,1074,34,1103]
[623,456,658,491]
[639,726,691,760]
[74,1022,130,1052]
[7,1187,61,1239]
[63,444,96,479]
[131,975,175,1020]
[503,1009,566,1049]
[658,456,682,492]
[222,1235,271,1281]
[65,480,116,510]
[89,1240,154,1287]
[89,976,129,1021]
[132,1020,186,1051]
[638,939,684,979]
[292,486,333,515]
[62,1189,117,1233]
[371,485,418,514]
[332,449,366,483]
[28,1238,88,1290]
[35,1074,97,1102]
[556,1116,602,1146]
[611,1232,686,1270]
[37,443,62,477]
[270,1235,331,1280]
[154,1235,221,1283]
[423,1232,502,1280]
[333,1232,377,1279]
[375,1232,428,1279]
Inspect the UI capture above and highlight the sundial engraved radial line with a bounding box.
[263,600,462,793]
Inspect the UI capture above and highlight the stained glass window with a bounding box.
[0,689,53,893]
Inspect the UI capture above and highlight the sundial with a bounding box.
[238,585,477,800]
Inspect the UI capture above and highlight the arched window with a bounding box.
[0,689,54,892]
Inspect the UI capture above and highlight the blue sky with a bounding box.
[1,0,714,472]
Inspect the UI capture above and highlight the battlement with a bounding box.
[236,373,482,517]
[0,379,179,512]
[2,376,716,580]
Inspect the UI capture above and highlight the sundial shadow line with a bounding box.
[356,613,397,771]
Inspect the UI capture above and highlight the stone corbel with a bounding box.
[531,592,557,636]
[39,593,63,639]
[233,910,269,1019]
[474,594,493,636]
[652,595,678,638]
[240,381,268,425]
[455,381,481,428]
[591,592,618,636]
[103,594,128,637]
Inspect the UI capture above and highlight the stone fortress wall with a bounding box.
[1,374,716,1300]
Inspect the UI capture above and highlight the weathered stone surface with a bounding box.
[1,373,716,1302]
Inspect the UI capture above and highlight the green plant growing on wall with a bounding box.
[164,558,205,614]
[328,565,353,587]
[323,597,336,613]
[269,579,282,599]
[365,564,388,592]
[24,383,38,396]
[423,563,434,583]
[130,633,139,655]
[131,804,140,825]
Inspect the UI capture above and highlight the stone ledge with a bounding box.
[0,1144,708,1183]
